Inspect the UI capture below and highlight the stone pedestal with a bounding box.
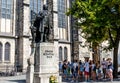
[33,43,61,83]
[26,65,34,83]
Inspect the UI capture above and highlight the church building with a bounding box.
[0,0,72,72]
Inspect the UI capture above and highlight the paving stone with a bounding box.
[0,74,120,83]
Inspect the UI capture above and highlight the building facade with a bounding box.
[0,0,17,72]
[0,0,72,72]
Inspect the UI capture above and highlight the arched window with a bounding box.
[0,42,3,61]
[64,47,67,60]
[59,47,63,62]
[4,42,10,61]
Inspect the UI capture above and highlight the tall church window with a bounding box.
[58,0,66,28]
[30,0,41,14]
[30,0,41,23]
[4,42,10,61]
[59,47,63,62]
[0,42,2,61]
[1,0,12,19]
[64,47,67,60]
[0,0,13,32]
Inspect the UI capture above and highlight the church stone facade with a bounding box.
[0,0,72,72]
[0,0,17,72]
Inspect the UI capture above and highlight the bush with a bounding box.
[49,75,58,83]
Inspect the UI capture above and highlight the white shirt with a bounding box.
[84,62,89,72]
[101,60,107,68]
[73,62,78,71]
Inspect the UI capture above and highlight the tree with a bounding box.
[67,0,120,77]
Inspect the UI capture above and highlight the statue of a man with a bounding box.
[32,4,52,43]
[42,5,50,42]
[33,12,44,43]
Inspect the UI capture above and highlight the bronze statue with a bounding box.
[30,5,52,43]
[34,12,44,43]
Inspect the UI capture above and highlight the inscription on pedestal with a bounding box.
[39,43,58,74]
[43,50,54,58]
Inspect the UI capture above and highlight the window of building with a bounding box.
[1,0,12,19]
[0,0,13,33]
[58,0,66,28]
[30,0,41,22]
[4,42,10,61]
[0,42,3,61]
[64,47,68,60]
[59,47,63,62]
[30,0,41,14]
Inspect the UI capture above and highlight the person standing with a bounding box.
[84,59,90,82]
[101,58,107,79]
[71,60,78,82]
[78,60,84,81]
[62,59,68,80]
[91,61,96,81]
[67,61,71,77]
[107,58,113,82]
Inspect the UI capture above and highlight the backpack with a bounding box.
[75,66,78,71]
[62,63,67,70]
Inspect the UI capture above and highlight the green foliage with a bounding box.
[67,0,120,77]
[49,75,58,83]
[67,0,120,50]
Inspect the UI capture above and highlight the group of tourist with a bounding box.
[59,58,114,82]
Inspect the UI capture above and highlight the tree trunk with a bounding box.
[113,41,119,78]
[92,45,100,64]
[113,46,118,78]
[113,28,120,78]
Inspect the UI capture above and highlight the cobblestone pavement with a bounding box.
[0,75,26,83]
[0,75,120,83]
[62,75,120,83]
[62,79,120,83]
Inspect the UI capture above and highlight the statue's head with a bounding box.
[43,5,48,10]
